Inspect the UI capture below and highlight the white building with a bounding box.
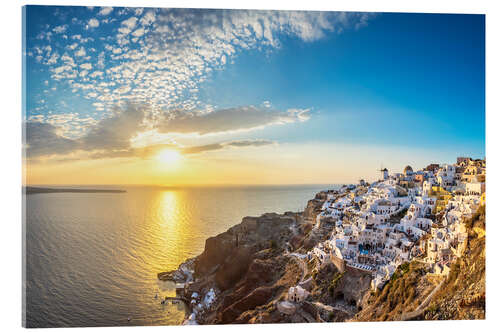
[288,286,309,303]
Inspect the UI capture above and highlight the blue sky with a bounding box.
[23,6,485,184]
[204,13,485,149]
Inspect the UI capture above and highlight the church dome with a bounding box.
[404,165,413,175]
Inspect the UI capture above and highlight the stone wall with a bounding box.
[330,254,345,273]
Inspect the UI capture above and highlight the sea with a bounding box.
[23,184,336,327]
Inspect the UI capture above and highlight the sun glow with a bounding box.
[156,149,181,164]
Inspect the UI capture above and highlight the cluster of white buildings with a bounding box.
[303,157,485,293]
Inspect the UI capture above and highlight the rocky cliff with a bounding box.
[186,212,308,324]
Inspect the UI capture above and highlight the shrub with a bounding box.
[328,272,344,296]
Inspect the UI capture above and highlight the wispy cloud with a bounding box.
[182,139,275,154]
[158,106,310,135]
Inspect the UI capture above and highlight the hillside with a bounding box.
[354,205,485,321]
[421,205,485,320]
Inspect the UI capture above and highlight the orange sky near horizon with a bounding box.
[23,142,460,186]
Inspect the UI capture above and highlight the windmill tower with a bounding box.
[379,165,389,181]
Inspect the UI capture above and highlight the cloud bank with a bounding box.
[158,106,310,135]
[25,104,283,160]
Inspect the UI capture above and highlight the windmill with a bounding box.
[378,164,388,181]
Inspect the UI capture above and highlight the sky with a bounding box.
[23,6,485,186]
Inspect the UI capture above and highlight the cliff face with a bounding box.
[185,212,307,324]
[194,213,301,282]
[303,192,326,221]
[298,192,333,250]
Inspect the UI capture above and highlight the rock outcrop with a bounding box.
[214,246,253,290]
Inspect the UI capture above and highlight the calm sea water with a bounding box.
[24,184,333,327]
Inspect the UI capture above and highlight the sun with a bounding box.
[156,149,181,164]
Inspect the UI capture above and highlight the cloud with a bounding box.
[182,139,275,155]
[87,143,177,160]
[88,18,100,28]
[28,8,375,131]
[140,10,156,26]
[80,63,92,70]
[85,139,274,159]
[26,8,375,163]
[52,25,67,34]
[157,106,311,135]
[79,105,146,151]
[67,42,78,50]
[24,122,79,158]
[98,7,113,16]
[25,104,146,159]
[224,139,275,148]
[24,103,279,161]
[132,27,145,37]
[121,16,137,30]
[74,46,86,57]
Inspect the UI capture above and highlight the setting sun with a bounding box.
[156,149,181,164]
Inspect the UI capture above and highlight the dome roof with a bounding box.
[404,165,413,173]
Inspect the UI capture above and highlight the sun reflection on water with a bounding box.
[159,191,179,227]
[154,190,186,272]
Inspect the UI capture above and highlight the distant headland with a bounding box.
[24,187,127,195]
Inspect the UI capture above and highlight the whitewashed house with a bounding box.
[288,286,309,303]
[313,247,330,266]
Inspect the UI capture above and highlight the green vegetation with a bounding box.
[328,272,344,296]
[390,262,410,282]
[311,268,318,280]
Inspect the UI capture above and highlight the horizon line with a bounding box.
[23,183,350,188]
